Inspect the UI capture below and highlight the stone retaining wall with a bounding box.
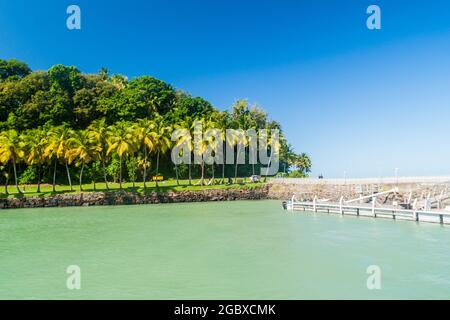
[1,180,447,210]
[0,186,270,209]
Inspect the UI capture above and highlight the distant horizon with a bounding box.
[276,174,450,180]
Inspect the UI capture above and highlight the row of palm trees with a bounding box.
[0,116,279,194]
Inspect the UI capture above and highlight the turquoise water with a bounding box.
[1,200,449,299]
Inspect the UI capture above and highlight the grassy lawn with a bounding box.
[0,179,266,198]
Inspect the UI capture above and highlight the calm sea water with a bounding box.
[1,200,449,299]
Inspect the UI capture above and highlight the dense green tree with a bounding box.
[0,59,311,193]
[100,76,176,123]
[73,74,117,127]
[0,59,31,81]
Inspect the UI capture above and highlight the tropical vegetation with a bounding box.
[0,58,311,196]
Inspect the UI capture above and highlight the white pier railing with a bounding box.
[286,196,450,225]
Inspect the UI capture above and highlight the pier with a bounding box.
[284,185,450,225]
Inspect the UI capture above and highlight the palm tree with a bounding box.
[174,119,194,186]
[106,121,136,190]
[227,129,248,183]
[295,153,312,176]
[44,126,74,192]
[88,119,110,190]
[247,127,258,176]
[23,129,46,193]
[66,130,99,191]
[176,117,195,185]
[214,112,229,184]
[0,130,24,194]
[202,117,219,185]
[194,132,207,186]
[263,129,282,182]
[150,115,171,191]
[1,165,9,195]
[135,119,155,189]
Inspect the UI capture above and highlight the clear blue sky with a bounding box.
[1,0,449,177]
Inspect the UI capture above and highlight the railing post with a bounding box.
[339,196,344,215]
[313,196,317,212]
[412,198,419,222]
[372,195,377,217]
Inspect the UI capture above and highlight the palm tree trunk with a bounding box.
[188,163,192,185]
[93,178,96,191]
[65,160,73,191]
[37,165,41,193]
[143,147,147,189]
[221,142,225,184]
[211,164,215,184]
[200,162,205,186]
[221,164,225,184]
[263,152,272,183]
[119,156,123,190]
[12,158,21,194]
[234,146,241,182]
[79,163,85,191]
[52,159,57,192]
[155,151,160,191]
[102,157,109,190]
[175,164,179,185]
[4,165,10,195]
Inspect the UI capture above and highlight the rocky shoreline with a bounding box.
[1,179,444,210]
[0,186,271,209]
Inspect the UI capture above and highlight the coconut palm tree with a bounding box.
[150,115,172,191]
[194,129,207,186]
[175,117,195,185]
[173,119,194,186]
[23,129,46,193]
[1,165,9,195]
[214,111,229,184]
[66,130,100,191]
[263,129,282,182]
[295,153,312,176]
[247,127,258,176]
[106,121,136,190]
[44,126,74,192]
[202,117,219,185]
[227,129,248,183]
[88,119,110,190]
[0,130,24,194]
[135,119,155,189]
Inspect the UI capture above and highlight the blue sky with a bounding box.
[1,0,449,177]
